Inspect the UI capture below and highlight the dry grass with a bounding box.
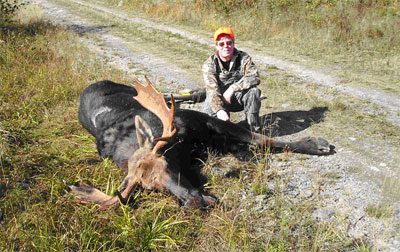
[2,1,400,251]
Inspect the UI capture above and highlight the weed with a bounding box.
[252,183,271,196]
[322,171,340,180]
[138,203,187,251]
[365,203,395,219]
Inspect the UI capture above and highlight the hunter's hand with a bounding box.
[223,87,234,104]
[216,110,230,121]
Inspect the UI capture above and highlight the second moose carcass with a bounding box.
[69,77,332,209]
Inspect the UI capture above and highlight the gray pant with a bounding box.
[202,87,262,129]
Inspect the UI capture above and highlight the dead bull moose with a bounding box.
[68,77,332,209]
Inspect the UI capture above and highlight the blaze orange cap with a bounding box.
[214,27,235,42]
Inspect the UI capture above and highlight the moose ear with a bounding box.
[135,115,154,148]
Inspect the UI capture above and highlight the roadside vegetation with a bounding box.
[1,0,399,251]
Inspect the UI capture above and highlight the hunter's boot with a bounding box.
[247,112,261,133]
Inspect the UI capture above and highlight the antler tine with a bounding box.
[133,76,177,154]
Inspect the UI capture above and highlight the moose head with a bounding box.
[68,77,217,209]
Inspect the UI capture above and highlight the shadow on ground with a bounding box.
[238,107,329,137]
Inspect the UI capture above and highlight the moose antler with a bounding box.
[133,76,177,153]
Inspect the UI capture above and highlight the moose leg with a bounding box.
[281,136,331,155]
[249,134,331,155]
[204,115,331,155]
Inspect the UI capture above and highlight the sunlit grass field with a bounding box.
[1,1,399,251]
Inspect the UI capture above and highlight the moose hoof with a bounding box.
[300,136,332,155]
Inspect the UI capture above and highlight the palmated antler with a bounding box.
[133,76,177,154]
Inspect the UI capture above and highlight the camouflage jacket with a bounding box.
[202,48,260,113]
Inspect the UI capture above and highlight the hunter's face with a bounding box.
[216,35,234,62]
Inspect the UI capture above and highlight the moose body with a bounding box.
[73,79,331,209]
[79,80,248,169]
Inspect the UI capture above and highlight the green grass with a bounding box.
[365,203,395,219]
[2,2,400,251]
